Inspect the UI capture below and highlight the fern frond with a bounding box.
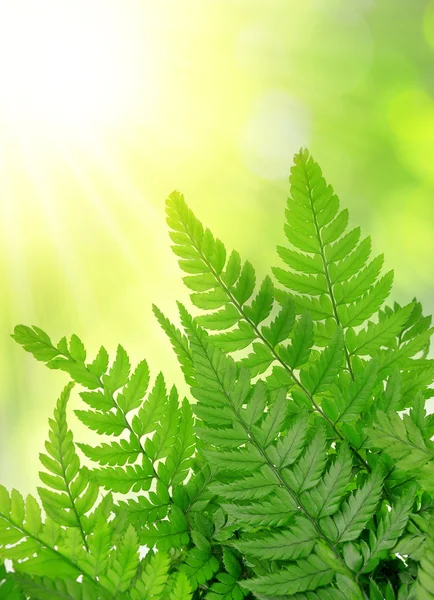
[415,514,434,600]
[177,305,367,596]
[0,486,82,579]
[332,467,383,543]
[235,516,318,561]
[12,327,198,515]
[273,150,391,335]
[241,554,334,596]
[169,572,193,600]
[321,358,379,425]
[140,504,189,551]
[38,382,98,547]
[179,546,219,590]
[99,524,140,595]
[364,408,434,491]
[12,573,105,600]
[153,304,195,386]
[162,188,380,471]
[360,487,416,574]
[130,551,170,600]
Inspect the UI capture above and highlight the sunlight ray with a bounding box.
[13,124,97,322]
[48,135,147,274]
[76,132,163,228]
[0,143,35,319]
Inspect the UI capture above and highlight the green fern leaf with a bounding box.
[77,438,141,466]
[145,387,180,461]
[245,276,274,325]
[211,321,256,352]
[130,551,170,600]
[152,305,195,385]
[337,271,394,328]
[283,427,327,494]
[330,235,370,283]
[279,311,314,369]
[99,524,140,594]
[159,398,195,487]
[267,410,308,469]
[196,304,240,331]
[180,546,219,590]
[37,383,98,541]
[135,372,169,435]
[79,390,113,411]
[364,410,434,472]
[323,359,378,424]
[119,481,170,526]
[361,488,415,573]
[300,327,344,395]
[335,255,384,305]
[11,325,60,362]
[241,554,334,596]
[262,296,296,347]
[12,574,104,600]
[252,388,288,448]
[416,514,434,600]
[94,461,154,493]
[242,342,274,376]
[170,572,193,600]
[348,303,414,356]
[119,358,150,412]
[102,345,130,392]
[333,467,383,543]
[211,466,278,501]
[0,486,81,579]
[141,505,189,551]
[236,515,318,560]
[205,572,248,600]
[223,489,296,529]
[74,408,126,436]
[302,443,353,519]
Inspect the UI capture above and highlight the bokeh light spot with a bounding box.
[387,88,434,178]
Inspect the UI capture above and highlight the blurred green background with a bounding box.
[0,0,433,494]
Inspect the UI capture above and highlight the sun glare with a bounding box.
[0,0,152,132]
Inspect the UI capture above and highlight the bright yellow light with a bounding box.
[0,0,153,132]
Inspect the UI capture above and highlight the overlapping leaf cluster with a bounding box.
[1,150,434,599]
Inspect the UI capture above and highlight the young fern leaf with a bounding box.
[273,148,433,398]
[169,572,193,600]
[0,486,80,579]
[179,546,220,590]
[274,149,390,337]
[164,183,405,475]
[0,463,138,596]
[416,514,434,600]
[153,305,195,386]
[11,574,107,600]
[130,551,170,600]
[165,191,302,379]
[364,406,434,493]
[12,326,207,586]
[13,327,196,501]
[360,487,416,574]
[241,554,335,596]
[38,382,98,547]
[176,304,374,597]
[332,467,383,543]
[98,524,140,595]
